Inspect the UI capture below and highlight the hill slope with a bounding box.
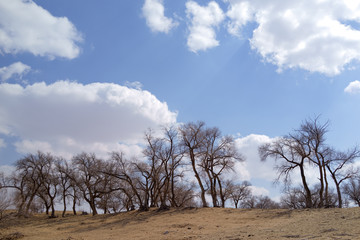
[1,207,360,240]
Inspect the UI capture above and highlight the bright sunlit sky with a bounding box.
[1,0,360,200]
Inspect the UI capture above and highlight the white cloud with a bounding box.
[125,81,143,90]
[234,134,276,181]
[0,138,5,148]
[0,62,31,82]
[225,1,254,37]
[14,139,143,161]
[225,0,360,75]
[142,0,177,33]
[0,0,82,59]
[0,165,16,177]
[344,80,360,94]
[249,186,269,196]
[186,1,225,53]
[0,81,177,159]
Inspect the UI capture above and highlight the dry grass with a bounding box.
[1,207,360,240]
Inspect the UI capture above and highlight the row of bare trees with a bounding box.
[1,118,360,217]
[259,117,360,208]
[0,122,253,216]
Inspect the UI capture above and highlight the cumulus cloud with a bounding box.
[234,134,328,189]
[0,0,82,59]
[0,62,31,82]
[0,165,15,177]
[225,0,360,75]
[0,138,5,149]
[0,81,177,159]
[225,1,253,37]
[142,0,177,33]
[125,81,143,90]
[249,186,270,196]
[344,80,360,94]
[234,134,276,181]
[186,1,225,52]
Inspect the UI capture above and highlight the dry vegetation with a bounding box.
[1,207,360,240]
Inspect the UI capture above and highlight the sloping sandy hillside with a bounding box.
[1,207,360,240]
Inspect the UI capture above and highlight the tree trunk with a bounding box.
[317,163,324,208]
[50,198,56,218]
[234,200,238,209]
[322,162,329,207]
[329,171,342,208]
[17,194,27,217]
[206,169,217,207]
[217,176,225,208]
[72,195,77,215]
[90,199,98,216]
[25,192,37,215]
[62,194,67,217]
[300,164,312,208]
[190,150,207,207]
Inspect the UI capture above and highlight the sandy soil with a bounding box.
[1,207,360,240]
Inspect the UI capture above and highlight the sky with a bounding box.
[1,0,360,200]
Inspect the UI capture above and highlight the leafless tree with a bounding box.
[180,122,243,208]
[143,127,185,209]
[255,195,280,209]
[171,182,197,207]
[71,152,108,216]
[201,127,244,207]
[104,152,143,210]
[4,152,47,216]
[66,169,82,215]
[179,122,209,207]
[56,159,74,217]
[0,188,11,219]
[293,118,359,208]
[259,134,313,208]
[35,152,60,218]
[259,117,359,209]
[280,187,308,209]
[142,130,165,209]
[241,195,257,208]
[325,148,360,208]
[228,181,252,208]
[298,117,336,208]
[343,177,360,207]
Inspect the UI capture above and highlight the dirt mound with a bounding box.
[0,207,359,239]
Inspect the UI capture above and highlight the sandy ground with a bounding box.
[1,207,360,240]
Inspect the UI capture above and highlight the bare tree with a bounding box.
[71,152,107,216]
[325,148,360,208]
[228,181,251,208]
[179,122,208,207]
[56,159,73,217]
[299,117,330,208]
[255,195,280,209]
[343,177,360,207]
[293,117,359,208]
[259,135,313,208]
[201,127,244,207]
[259,117,358,209]
[180,122,244,208]
[142,130,165,209]
[143,127,185,209]
[241,195,257,209]
[8,152,46,216]
[0,188,11,219]
[36,152,59,218]
[104,152,143,211]
[280,187,308,209]
[171,182,196,207]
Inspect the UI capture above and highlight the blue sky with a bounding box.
[1,0,360,199]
